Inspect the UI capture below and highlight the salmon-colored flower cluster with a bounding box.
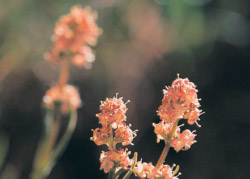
[134,161,180,179]
[153,122,196,152]
[92,76,203,178]
[97,96,128,128]
[171,129,196,152]
[158,76,201,124]
[153,121,180,143]
[91,96,136,147]
[43,84,81,112]
[45,5,102,68]
[91,95,136,173]
[153,75,201,152]
[100,147,132,173]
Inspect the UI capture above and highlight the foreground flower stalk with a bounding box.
[92,75,202,179]
[155,119,179,169]
[154,75,202,171]
[31,5,101,179]
[91,95,137,179]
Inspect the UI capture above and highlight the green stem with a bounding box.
[122,170,132,179]
[0,134,9,171]
[30,109,53,179]
[108,167,115,179]
[155,144,169,169]
[31,104,61,179]
[58,58,69,89]
[155,119,180,168]
[113,169,126,179]
[43,109,78,176]
[121,152,138,179]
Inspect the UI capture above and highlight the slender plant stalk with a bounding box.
[39,106,61,168]
[108,167,115,179]
[121,152,138,179]
[155,144,169,169]
[31,109,52,177]
[122,170,132,179]
[113,169,126,179]
[43,109,78,176]
[58,58,69,89]
[155,119,180,168]
[32,56,76,179]
[31,104,61,179]
[0,135,9,171]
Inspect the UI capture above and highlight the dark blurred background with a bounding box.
[0,0,250,178]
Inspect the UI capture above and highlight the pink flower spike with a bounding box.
[45,5,102,68]
[53,5,102,51]
[99,148,132,173]
[134,161,180,179]
[96,96,128,127]
[157,75,201,125]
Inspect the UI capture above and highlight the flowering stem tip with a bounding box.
[92,75,203,179]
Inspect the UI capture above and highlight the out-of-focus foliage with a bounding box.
[0,0,249,82]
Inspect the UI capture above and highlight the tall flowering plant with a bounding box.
[31,5,101,179]
[92,75,202,179]
[91,95,137,178]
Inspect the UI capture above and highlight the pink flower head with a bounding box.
[134,161,159,179]
[100,147,132,173]
[159,164,180,179]
[100,151,114,173]
[170,77,199,106]
[171,129,196,152]
[71,46,95,68]
[96,96,128,127]
[91,127,111,146]
[158,75,201,124]
[184,103,201,125]
[43,84,81,113]
[53,5,102,51]
[92,95,136,148]
[153,121,180,143]
[114,122,136,146]
[135,161,179,179]
[45,5,102,68]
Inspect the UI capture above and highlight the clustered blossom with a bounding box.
[158,76,201,124]
[134,161,180,179]
[100,148,132,173]
[153,121,180,143]
[153,75,201,152]
[92,76,203,178]
[45,5,102,68]
[114,123,135,146]
[171,130,196,152]
[91,96,136,147]
[43,84,81,113]
[91,95,136,173]
[97,96,128,128]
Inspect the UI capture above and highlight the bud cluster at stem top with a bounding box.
[91,95,137,174]
[45,5,102,68]
[158,75,201,125]
[91,96,136,147]
[154,75,202,152]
